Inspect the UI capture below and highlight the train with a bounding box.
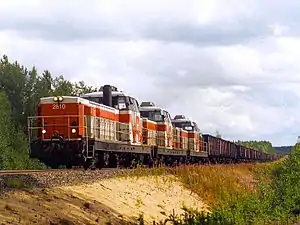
[27,85,279,169]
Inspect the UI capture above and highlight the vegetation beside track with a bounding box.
[150,144,300,225]
[0,153,298,224]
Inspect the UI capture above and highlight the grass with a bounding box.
[6,177,26,189]
[2,159,294,225]
[113,157,298,225]
[147,146,299,225]
[115,162,274,209]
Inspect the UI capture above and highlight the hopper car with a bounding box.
[27,85,279,169]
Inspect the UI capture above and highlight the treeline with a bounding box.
[216,131,276,154]
[0,55,96,169]
[274,146,292,154]
[235,140,275,154]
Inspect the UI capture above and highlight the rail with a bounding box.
[0,169,69,175]
[0,168,123,175]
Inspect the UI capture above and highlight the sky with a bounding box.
[0,0,300,146]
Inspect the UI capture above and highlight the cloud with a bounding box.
[0,0,300,146]
[0,0,272,45]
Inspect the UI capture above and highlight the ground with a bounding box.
[0,163,271,225]
[0,175,209,225]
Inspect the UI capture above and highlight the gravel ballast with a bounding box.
[0,169,133,194]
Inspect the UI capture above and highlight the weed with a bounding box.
[135,197,144,209]
[6,177,26,189]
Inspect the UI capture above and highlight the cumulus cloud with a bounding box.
[0,0,300,145]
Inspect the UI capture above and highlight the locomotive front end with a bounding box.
[28,96,85,168]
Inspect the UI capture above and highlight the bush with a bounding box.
[162,143,300,225]
[149,144,299,225]
[0,92,46,170]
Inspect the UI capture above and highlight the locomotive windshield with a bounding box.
[173,121,200,132]
[82,96,103,104]
[140,110,164,122]
[140,109,172,123]
[82,95,139,112]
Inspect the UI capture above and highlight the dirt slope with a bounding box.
[0,175,209,225]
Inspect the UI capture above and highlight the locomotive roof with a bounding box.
[39,96,118,113]
[139,105,172,114]
[171,117,200,127]
[139,106,162,111]
[171,118,192,123]
[40,96,90,104]
[82,91,125,97]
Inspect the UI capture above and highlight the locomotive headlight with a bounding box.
[42,129,46,134]
[71,128,76,134]
[58,96,63,101]
[53,96,58,102]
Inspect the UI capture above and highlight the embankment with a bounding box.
[0,163,274,225]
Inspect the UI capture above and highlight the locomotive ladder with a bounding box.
[83,137,95,160]
[82,116,95,161]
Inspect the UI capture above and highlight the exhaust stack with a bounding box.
[102,85,112,107]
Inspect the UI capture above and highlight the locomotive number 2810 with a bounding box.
[52,104,66,110]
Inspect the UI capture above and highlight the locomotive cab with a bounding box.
[139,102,172,124]
[139,102,173,148]
[171,115,201,133]
[82,85,142,145]
[81,85,140,112]
[172,115,204,152]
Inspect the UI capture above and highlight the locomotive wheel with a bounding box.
[83,159,97,170]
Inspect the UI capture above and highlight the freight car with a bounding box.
[27,85,278,169]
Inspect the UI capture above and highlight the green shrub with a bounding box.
[162,143,300,225]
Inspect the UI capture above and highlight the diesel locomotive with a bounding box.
[27,85,278,169]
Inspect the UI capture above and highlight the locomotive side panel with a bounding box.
[84,102,119,142]
[199,135,205,152]
[172,127,181,149]
[118,110,142,145]
[142,118,157,146]
[187,131,200,152]
[180,129,189,150]
[157,123,173,149]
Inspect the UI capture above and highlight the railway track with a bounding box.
[0,169,70,175]
[0,160,269,176]
[0,167,131,175]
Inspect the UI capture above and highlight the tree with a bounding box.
[238,140,275,153]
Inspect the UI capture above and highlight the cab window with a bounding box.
[113,96,127,110]
[140,110,164,122]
